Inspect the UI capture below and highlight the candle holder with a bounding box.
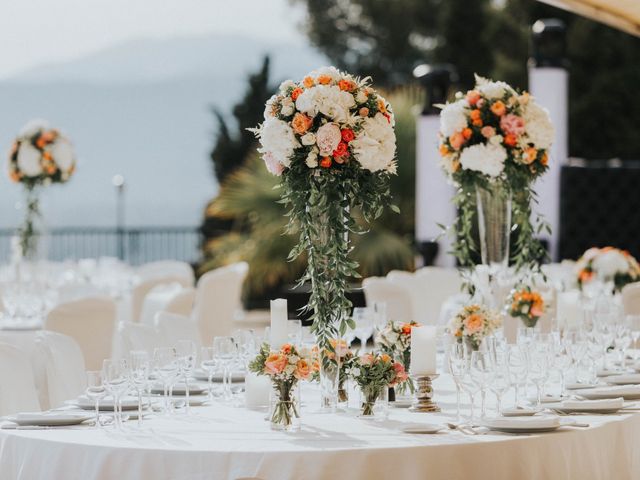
[409,374,440,413]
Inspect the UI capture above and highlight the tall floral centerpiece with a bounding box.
[507,286,546,328]
[438,76,553,284]
[576,247,640,293]
[8,120,76,262]
[251,67,397,409]
[449,304,502,351]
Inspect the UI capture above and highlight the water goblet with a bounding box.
[447,343,466,423]
[102,359,130,429]
[213,336,237,401]
[86,371,106,428]
[352,307,374,352]
[507,345,528,407]
[129,351,150,426]
[201,346,217,401]
[176,340,197,413]
[470,351,494,419]
[153,347,179,414]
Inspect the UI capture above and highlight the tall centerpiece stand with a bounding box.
[252,67,398,413]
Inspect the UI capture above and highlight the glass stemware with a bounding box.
[86,371,106,428]
[213,336,237,401]
[153,347,179,415]
[528,345,549,406]
[176,340,197,414]
[352,307,374,352]
[470,351,493,419]
[507,345,528,407]
[201,346,217,401]
[447,343,466,423]
[102,359,129,429]
[129,351,150,427]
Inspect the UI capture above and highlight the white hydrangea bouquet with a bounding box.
[576,247,640,292]
[8,120,77,261]
[438,75,554,276]
[251,66,397,408]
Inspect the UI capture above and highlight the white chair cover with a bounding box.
[622,282,640,315]
[362,276,413,323]
[0,342,40,415]
[45,296,117,371]
[34,331,86,409]
[155,312,202,347]
[139,282,185,326]
[164,287,196,318]
[116,322,165,356]
[137,261,195,286]
[131,276,192,324]
[414,267,463,325]
[193,262,248,344]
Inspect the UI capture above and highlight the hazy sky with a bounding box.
[0,0,304,78]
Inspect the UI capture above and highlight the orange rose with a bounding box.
[317,74,332,85]
[45,164,57,175]
[380,353,392,363]
[291,113,313,134]
[504,134,517,147]
[291,87,303,101]
[523,147,537,164]
[294,359,311,380]
[377,99,387,113]
[401,324,412,335]
[541,152,549,166]
[449,132,465,150]
[338,79,355,91]
[359,107,369,117]
[36,130,57,149]
[462,127,472,140]
[470,109,482,121]
[579,269,594,283]
[464,313,484,335]
[439,144,450,157]
[490,100,506,116]
[303,76,314,88]
[264,353,287,375]
[472,119,483,127]
[42,151,53,161]
[319,156,332,168]
[280,343,293,355]
[466,90,481,106]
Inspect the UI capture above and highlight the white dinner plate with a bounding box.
[484,416,561,434]
[501,407,541,417]
[565,382,599,391]
[391,399,413,408]
[72,396,146,411]
[192,370,245,383]
[401,423,444,434]
[151,384,208,396]
[550,405,622,414]
[6,412,93,427]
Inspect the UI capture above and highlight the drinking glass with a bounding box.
[459,356,480,423]
[86,371,106,428]
[129,351,150,427]
[102,359,129,429]
[528,346,548,406]
[352,308,374,352]
[153,347,179,414]
[447,343,466,423]
[175,340,197,413]
[489,362,510,416]
[614,320,632,368]
[507,345,528,407]
[470,351,494,419]
[201,346,217,400]
[213,336,237,401]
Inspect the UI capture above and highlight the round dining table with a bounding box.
[1,374,639,480]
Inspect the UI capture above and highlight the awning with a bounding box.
[538,0,640,36]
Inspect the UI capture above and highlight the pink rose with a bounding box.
[264,353,287,375]
[499,114,525,136]
[359,353,374,366]
[316,123,342,156]
[391,362,409,385]
[263,152,284,176]
[481,126,496,138]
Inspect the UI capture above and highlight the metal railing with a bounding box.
[0,227,202,265]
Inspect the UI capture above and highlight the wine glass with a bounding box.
[102,359,129,429]
[528,345,549,406]
[489,359,510,416]
[85,371,106,428]
[129,351,150,427]
[352,308,374,352]
[213,336,237,401]
[507,345,528,407]
[469,351,494,419]
[153,347,179,415]
[176,340,197,414]
[200,346,217,400]
[627,315,640,364]
[447,343,467,423]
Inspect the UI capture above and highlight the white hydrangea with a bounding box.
[350,113,396,173]
[523,102,554,149]
[475,74,516,99]
[16,142,43,176]
[308,66,342,82]
[257,117,300,167]
[295,85,356,123]
[18,119,48,138]
[49,138,75,172]
[278,80,296,94]
[592,250,630,278]
[439,99,469,137]
[459,143,507,178]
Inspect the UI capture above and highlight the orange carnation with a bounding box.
[462,127,472,140]
[470,109,482,121]
[490,101,506,116]
[504,134,517,147]
[338,79,355,91]
[320,156,332,168]
[317,74,332,85]
[303,76,314,88]
[291,88,303,101]
[291,113,313,134]
[466,90,481,106]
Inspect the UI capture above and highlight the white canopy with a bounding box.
[538,0,640,36]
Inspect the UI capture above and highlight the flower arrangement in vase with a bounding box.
[437,75,553,284]
[251,66,397,409]
[349,352,408,417]
[449,304,502,351]
[576,247,640,293]
[249,343,313,431]
[375,320,420,395]
[507,286,545,328]
[8,120,76,262]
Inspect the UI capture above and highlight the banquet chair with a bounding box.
[414,267,463,325]
[116,322,165,356]
[386,271,429,324]
[362,276,413,323]
[137,260,195,286]
[34,331,86,409]
[139,281,185,326]
[45,296,117,371]
[193,262,249,345]
[0,342,41,415]
[622,282,640,315]
[164,287,196,318]
[131,276,192,324]
[155,311,202,348]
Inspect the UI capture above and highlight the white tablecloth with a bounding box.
[0,375,639,480]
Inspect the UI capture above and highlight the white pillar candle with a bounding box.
[270,298,289,348]
[410,325,437,375]
[244,371,271,409]
[556,290,582,331]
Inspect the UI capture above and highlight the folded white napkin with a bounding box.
[607,374,640,385]
[588,385,640,396]
[560,397,624,410]
[485,416,560,429]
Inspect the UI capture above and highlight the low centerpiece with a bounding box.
[576,247,640,293]
[8,120,76,262]
[507,286,545,328]
[450,304,502,351]
[375,320,420,397]
[251,66,397,410]
[437,75,553,294]
[249,343,313,431]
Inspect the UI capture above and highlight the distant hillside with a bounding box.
[0,34,328,229]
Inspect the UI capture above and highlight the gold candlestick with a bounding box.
[409,374,440,412]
